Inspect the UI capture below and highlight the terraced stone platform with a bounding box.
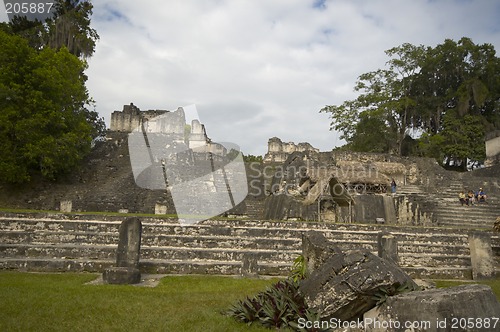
[1,212,499,279]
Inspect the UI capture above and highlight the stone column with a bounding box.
[241,253,259,277]
[377,232,398,265]
[469,232,495,280]
[60,200,72,213]
[103,217,142,284]
[155,204,167,215]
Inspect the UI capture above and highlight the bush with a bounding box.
[226,278,327,331]
[227,255,333,331]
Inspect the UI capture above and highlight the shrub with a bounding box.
[226,254,335,331]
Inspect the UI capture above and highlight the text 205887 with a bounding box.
[5,2,54,15]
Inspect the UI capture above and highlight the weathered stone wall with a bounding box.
[110,103,172,133]
[1,213,499,279]
[263,137,319,163]
[485,130,500,167]
[331,151,422,185]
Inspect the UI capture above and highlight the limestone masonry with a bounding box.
[110,103,225,156]
[0,103,500,279]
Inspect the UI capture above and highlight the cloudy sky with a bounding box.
[2,0,500,156]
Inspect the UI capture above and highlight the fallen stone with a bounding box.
[302,231,342,276]
[299,248,417,321]
[364,284,500,332]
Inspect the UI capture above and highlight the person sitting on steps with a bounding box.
[477,188,487,203]
[467,190,475,206]
[459,191,467,206]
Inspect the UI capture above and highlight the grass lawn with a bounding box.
[2,272,500,332]
[0,272,280,332]
[435,279,500,301]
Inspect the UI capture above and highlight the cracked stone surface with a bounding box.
[300,232,417,321]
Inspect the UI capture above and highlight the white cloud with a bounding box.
[81,0,500,155]
[0,2,7,23]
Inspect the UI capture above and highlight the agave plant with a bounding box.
[372,281,420,306]
[227,278,314,330]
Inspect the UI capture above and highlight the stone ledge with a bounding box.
[103,267,141,284]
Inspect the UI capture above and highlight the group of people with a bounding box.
[459,188,487,206]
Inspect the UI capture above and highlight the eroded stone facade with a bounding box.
[263,137,319,163]
[485,130,500,167]
[110,103,226,156]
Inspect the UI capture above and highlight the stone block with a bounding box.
[302,231,342,276]
[377,232,398,264]
[241,253,258,277]
[60,200,72,213]
[154,204,167,215]
[116,217,142,268]
[299,248,417,321]
[103,267,141,284]
[364,284,500,331]
[469,232,495,280]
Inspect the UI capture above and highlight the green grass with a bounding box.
[0,272,280,332]
[435,279,500,301]
[0,207,179,219]
[2,272,500,332]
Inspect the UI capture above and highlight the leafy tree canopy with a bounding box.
[0,29,102,183]
[2,0,99,58]
[321,37,500,170]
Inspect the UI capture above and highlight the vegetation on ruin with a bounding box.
[435,279,500,299]
[0,1,103,184]
[226,278,319,330]
[322,38,500,170]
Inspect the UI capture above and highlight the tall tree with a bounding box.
[47,0,99,58]
[0,30,101,183]
[7,0,99,58]
[321,38,500,167]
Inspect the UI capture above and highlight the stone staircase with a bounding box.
[397,181,500,230]
[0,212,499,280]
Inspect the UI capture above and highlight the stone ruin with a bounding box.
[486,129,500,167]
[3,102,498,228]
[103,217,142,284]
[110,103,226,156]
[300,231,500,331]
[263,137,319,163]
[260,139,416,224]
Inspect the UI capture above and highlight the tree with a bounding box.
[7,0,99,58]
[347,111,392,153]
[0,30,102,183]
[441,111,485,170]
[321,38,500,166]
[46,0,99,58]
[321,43,425,155]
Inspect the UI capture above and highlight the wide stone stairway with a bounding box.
[0,212,499,280]
[398,180,500,230]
